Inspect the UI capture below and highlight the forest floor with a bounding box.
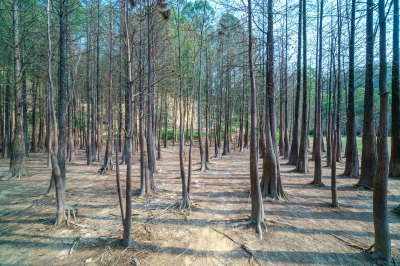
[0,143,399,265]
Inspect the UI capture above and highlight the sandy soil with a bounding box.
[0,143,399,265]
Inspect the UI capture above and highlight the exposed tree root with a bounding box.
[179,195,191,210]
[310,181,326,187]
[229,217,267,239]
[264,217,300,230]
[55,205,78,226]
[338,173,359,179]
[355,183,374,190]
[0,172,24,181]
[329,233,373,251]
[98,160,113,174]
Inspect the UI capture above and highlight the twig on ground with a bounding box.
[94,238,120,264]
[264,218,300,230]
[112,241,135,266]
[212,228,261,266]
[147,202,176,221]
[70,222,99,230]
[329,233,372,251]
[69,237,81,255]
[212,254,224,264]
[170,247,189,263]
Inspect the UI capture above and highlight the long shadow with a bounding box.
[116,241,371,265]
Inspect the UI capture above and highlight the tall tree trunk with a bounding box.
[326,35,333,167]
[147,0,157,191]
[99,0,114,174]
[46,0,76,226]
[172,96,177,146]
[163,96,168,148]
[336,2,342,164]
[197,0,206,171]
[66,8,75,163]
[288,0,302,165]
[8,0,27,178]
[58,0,68,186]
[262,0,286,199]
[283,0,289,159]
[372,0,391,259]
[313,0,324,187]
[38,79,45,151]
[177,0,190,209]
[96,0,102,162]
[297,0,308,173]
[248,0,265,238]
[122,0,133,247]
[31,82,37,153]
[86,2,92,166]
[343,0,359,178]
[139,2,149,196]
[205,46,210,161]
[390,0,400,178]
[3,67,11,158]
[359,0,377,188]
[22,54,29,157]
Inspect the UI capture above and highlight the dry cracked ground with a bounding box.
[0,143,399,265]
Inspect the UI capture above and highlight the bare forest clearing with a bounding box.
[0,144,399,265]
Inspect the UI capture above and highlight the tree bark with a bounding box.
[177,0,190,209]
[99,0,114,174]
[343,0,359,178]
[390,0,400,178]
[288,0,302,165]
[147,0,157,191]
[30,81,37,153]
[3,67,11,158]
[9,0,27,178]
[359,0,377,189]
[372,0,391,259]
[313,0,324,187]
[297,0,308,173]
[248,0,265,238]
[122,0,133,247]
[197,0,206,171]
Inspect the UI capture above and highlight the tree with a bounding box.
[86,0,92,166]
[283,0,289,159]
[313,0,324,187]
[2,66,11,158]
[58,0,68,186]
[138,0,150,197]
[372,0,391,259]
[343,0,359,178]
[248,0,265,238]
[197,0,206,171]
[335,0,342,164]
[8,0,27,179]
[147,0,157,191]
[261,0,286,199]
[122,0,134,246]
[48,0,76,226]
[31,81,38,153]
[297,0,308,173]
[177,0,190,209]
[99,0,114,174]
[390,0,400,178]
[358,0,377,189]
[288,0,302,166]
